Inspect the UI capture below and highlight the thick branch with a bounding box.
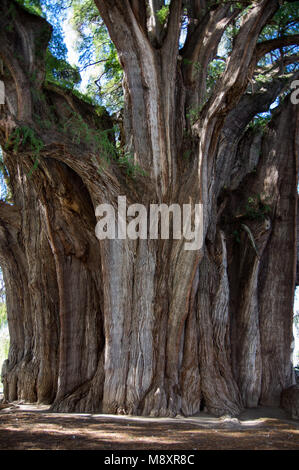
[255,34,299,60]
[0,0,51,121]
[181,4,237,88]
[224,74,299,139]
[146,0,165,46]
[130,0,147,33]
[163,0,183,54]
[198,0,281,140]
[184,0,208,28]
[255,54,299,78]
[212,72,299,202]
[95,0,180,193]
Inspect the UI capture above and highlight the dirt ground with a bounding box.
[0,400,299,450]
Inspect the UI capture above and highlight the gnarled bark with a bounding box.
[0,0,298,417]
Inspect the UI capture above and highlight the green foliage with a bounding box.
[15,0,42,16]
[186,105,205,125]
[2,105,143,180]
[5,126,44,175]
[248,114,271,132]
[9,0,298,179]
[244,194,271,221]
[60,108,115,155]
[206,59,226,97]
[117,152,146,178]
[257,2,299,74]
[45,51,81,90]
[259,2,299,42]
[156,5,169,26]
[5,126,43,154]
[60,111,145,177]
[16,0,81,90]
[218,0,299,78]
[71,0,123,112]
[221,5,253,53]
[253,73,273,85]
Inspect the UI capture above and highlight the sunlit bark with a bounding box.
[0,0,298,416]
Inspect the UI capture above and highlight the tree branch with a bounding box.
[255,34,299,60]
[213,71,299,201]
[79,59,108,72]
[184,0,208,30]
[201,0,281,124]
[129,0,147,34]
[224,71,299,138]
[0,0,51,121]
[255,54,299,77]
[146,0,165,46]
[181,4,238,89]
[163,0,183,51]
[95,0,176,190]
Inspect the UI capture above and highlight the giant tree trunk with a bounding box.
[0,0,298,417]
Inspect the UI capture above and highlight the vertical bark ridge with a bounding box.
[197,233,243,417]
[179,269,201,416]
[258,100,298,406]
[231,220,271,408]
[0,156,59,404]
[0,0,298,419]
[36,161,105,412]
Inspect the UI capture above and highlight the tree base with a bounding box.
[281,385,299,420]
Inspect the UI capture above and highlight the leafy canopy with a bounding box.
[11,0,299,115]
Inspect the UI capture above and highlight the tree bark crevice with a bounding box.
[0,0,297,418]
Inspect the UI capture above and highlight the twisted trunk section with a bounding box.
[0,0,298,417]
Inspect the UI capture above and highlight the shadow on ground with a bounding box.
[0,402,298,450]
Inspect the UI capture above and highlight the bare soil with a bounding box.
[0,401,299,450]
